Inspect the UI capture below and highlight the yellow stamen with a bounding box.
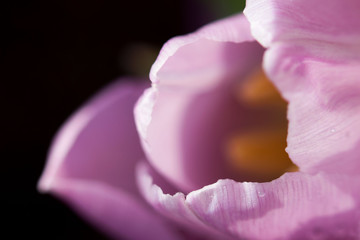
[286,164,299,172]
[238,69,286,107]
[226,128,294,181]
[227,69,297,182]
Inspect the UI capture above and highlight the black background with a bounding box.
[1,0,213,239]
[1,1,243,239]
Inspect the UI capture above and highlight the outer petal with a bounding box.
[264,42,360,174]
[136,162,235,240]
[137,161,360,240]
[38,80,180,240]
[135,14,264,192]
[244,0,360,174]
[244,0,360,47]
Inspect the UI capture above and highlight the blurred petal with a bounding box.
[138,161,360,239]
[244,0,360,47]
[39,81,146,194]
[52,179,180,240]
[135,14,264,192]
[38,80,180,240]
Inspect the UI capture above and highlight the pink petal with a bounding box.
[264,42,360,174]
[150,14,256,86]
[135,14,264,192]
[38,80,180,240]
[52,179,180,240]
[137,161,360,239]
[244,0,360,47]
[136,162,234,240]
[245,0,360,174]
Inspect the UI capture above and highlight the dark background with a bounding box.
[2,1,243,239]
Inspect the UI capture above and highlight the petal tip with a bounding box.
[37,176,51,193]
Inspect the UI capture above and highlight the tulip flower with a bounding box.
[38,0,360,239]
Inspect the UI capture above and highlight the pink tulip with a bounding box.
[38,1,360,239]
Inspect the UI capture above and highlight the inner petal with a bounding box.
[226,69,298,182]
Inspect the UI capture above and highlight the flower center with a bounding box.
[226,69,298,182]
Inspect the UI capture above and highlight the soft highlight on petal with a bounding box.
[137,161,360,240]
[244,0,360,175]
[262,28,360,175]
[136,161,234,240]
[187,173,360,240]
[38,80,179,240]
[244,0,360,47]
